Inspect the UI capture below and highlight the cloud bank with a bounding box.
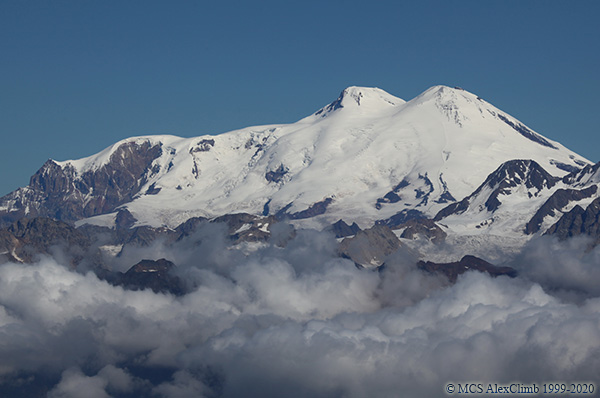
[0,225,599,397]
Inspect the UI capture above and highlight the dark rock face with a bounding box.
[0,140,164,226]
[265,164,288,183]
[417,255,517,282]
[189,139,215,153]
[262,199,272,216]
[414,173,434,206]
[29,160,77,195]
[375,191,401,209]
[482,160,558,211]
[562,162,600,186]
[328,219,361,238]
[145,183,161,195]
[314,88,346,116]
[380,209,426,227]
[8,217,88,246]
[1,217,93,264]
[107,258,184,296]
[546,205,586,239]
[435,173,456,204]
[174,216,208,240]
[497,113,557,149]
[291,198,333,219]
[277,198,333,220]
[435,159,559,219]
[338,224,401,267]
[525,186,598,234]
[0,230,23,263]
[397,219,446,244]
[542,162,600,244]
[115,208,137,230]
[550,160,581,174]
[434,198,469,221]
[211,213,276,243]
[545,197,600,243]
[375,179,409,209]
[123,226,173,248]
[500,158,558,190]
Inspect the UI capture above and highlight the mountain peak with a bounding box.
[314,86,404,117]
[435,159,560,221]
[0,84,591,231]
[411,84,479,106]
[485,159,559,190]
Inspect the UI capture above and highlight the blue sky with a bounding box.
[1,0,599,196]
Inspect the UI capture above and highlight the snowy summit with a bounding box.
[0,86,591,247]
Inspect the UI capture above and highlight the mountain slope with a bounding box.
[421,157,600,262]
[0,85,590,229]
[433,160,560,233]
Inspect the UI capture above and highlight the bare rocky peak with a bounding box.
[418,255,517,283]
[0,141,163,226]
[338,224,402,268]
[435,159,559,220]
[545,197,600,242]
[525,185,598,234]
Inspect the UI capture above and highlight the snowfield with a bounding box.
[54,85,589,232]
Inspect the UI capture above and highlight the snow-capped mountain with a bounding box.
[0,86,591,238]
[428,158,600,261]
[434,159,561,234]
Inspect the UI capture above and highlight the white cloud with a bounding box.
[0,226,599,397]
[48,367,110,398]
